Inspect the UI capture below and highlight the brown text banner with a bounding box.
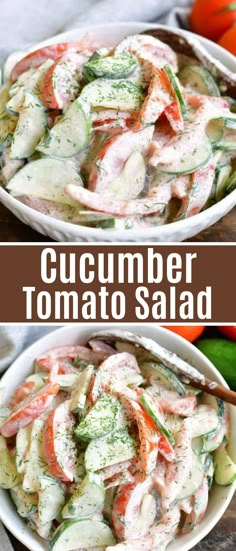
[0,244,235,323]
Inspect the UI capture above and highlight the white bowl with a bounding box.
[0,324,235,551]
[0,22,235,242]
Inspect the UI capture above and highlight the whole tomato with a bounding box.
[189,0,236,41]
[218,25,236,55]
[162,326,205,343]
[218,326,236,340]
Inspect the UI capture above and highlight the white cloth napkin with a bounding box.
[0,0,193,65]
[0,326,56,373]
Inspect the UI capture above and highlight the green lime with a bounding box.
[195,338,236,390]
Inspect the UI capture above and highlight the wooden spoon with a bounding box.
[88,330,236,406]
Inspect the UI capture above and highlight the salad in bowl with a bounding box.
[0,27,236,233]
[0,328,235,551]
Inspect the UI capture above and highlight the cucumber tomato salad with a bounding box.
[0,33,236,230]
[0,331,235,550]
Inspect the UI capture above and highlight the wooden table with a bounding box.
[7,494,236,550]
[0,202,235,242]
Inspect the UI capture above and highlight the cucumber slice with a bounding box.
[7,60,53,115]
[1,152,24,184]
[106,151,146,200]
[62,472,105,519]
[88,48,112,62]
[215,128,236,151]
[192,436,203,456]
[6,91,24,115]
[84,53,138,80]
[85,428,137,471]
[140,361,186,396]
[0,83,11,114]
[225,118,236,130]
[192,422,225,455]
[178,65,220,97]
[0,113,17,152]
[10,92,47,159]
[140,392,175,445]
[200,394,226,421]
[215,164,232,201]
[191,406,220,439]
[7,158,83,205]
[202,423,225,453]
[70,365,94,415]
[10,484,38,518]
[55,373,79,389]
[16,425,32,474]
[37,99,91,159]
[213,114,236,131]
[207,115,236,145]
[0,435,20,489]
[214,446,236,486]
[10,485,38,518]
[165,64,187,118]
[177,453,204,500]
[225,168,236,193]
[38,476,65,525]
[206,119,225,144]
[49,519,116,550]
[8,68,35,98]
[75,393,126,441]
[74,211,116,228]
[28,517,53,540]
[22,417,51,493]
[204,454,214,489]
[80,79,144,111]
[83,50,109,82]
[157,134,212,175]
[25,372,47,390]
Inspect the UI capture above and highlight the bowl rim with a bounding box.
[0,21,235,242]
[0,324,235,551]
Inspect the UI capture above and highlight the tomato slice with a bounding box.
[8,381,36,409]
[158,434,175,462]
[88,126,153,194]
[137,69,172,129]
[159,393,197,417]
[119,390,159,479]
[165,101,184,133]
[10,40,92,82]
[0,383,59,437]
[36,344,109,374]
[42,53,86,110]
[43,400,78,482]
[90,352,140,403]
[112,479,153,540]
